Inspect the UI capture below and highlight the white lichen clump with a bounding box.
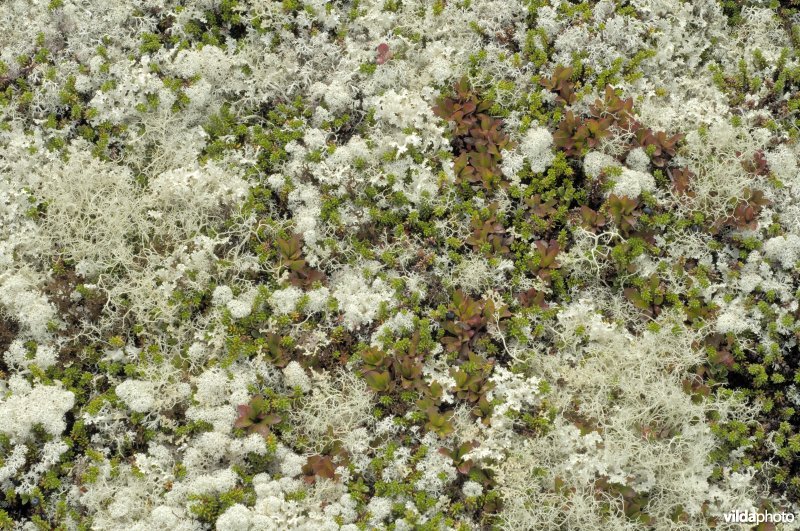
[522,126,555,173]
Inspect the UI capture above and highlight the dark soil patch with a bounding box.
[0,314,20,373]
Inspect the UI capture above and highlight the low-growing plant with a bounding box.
[739,149,769,176]
[668,167,695,197]
[539,65,577,105]
[263,333,293,368]
[441,290,510,358]
[623,274,666,318]
[434,77,514,192]
[594,477,655,526]
[276,234,326,288]
[465,206,512,256]
[716,188,770,231]
[302,438,348,484]
[634,129,682,168]
[523,194,558,222]
[589,85,635,130]
[451,353,495,405]
[577,205,607,232]
[433,77,492,136]
[517,287,548,309]
[604,195,640,235]
[302,454,339,484]
[360,347,393,392]
[553,111,613,157]
[234,395,283,438]
[531,239,561,282]
[424,407,454,437]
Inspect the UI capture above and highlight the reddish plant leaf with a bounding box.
[376,43,392,65]
[234,404,255,429]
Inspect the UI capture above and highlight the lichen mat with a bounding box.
[1,0,799,529]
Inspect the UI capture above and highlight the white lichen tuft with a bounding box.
[521,126,555,173]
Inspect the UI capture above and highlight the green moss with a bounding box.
[188,487,252,523]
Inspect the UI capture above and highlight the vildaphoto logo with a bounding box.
[723,509,796,524]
